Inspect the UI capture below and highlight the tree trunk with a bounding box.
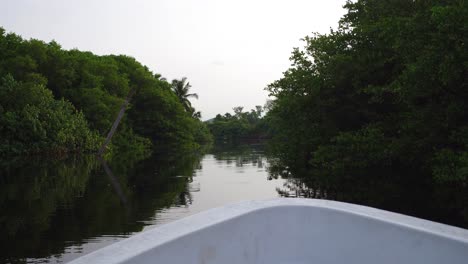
[98,89,135,156]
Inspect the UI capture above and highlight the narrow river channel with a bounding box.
[1,144,467,263]
[0,145,285,263]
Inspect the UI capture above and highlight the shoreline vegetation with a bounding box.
[1,1,466,186]
[0,2,468,261]
[206,105,269,144]
[204,0,467,224]
[264,0,467,184]
[0,27,212,158]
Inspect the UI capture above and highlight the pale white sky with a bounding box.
[1,0,347,119]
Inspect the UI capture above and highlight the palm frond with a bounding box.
[186,93,198,99]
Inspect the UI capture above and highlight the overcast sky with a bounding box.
[1,0,347,119]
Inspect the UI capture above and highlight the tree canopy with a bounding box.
[266,0,468,183]
[207,105,267,144]
[0,28,212,156]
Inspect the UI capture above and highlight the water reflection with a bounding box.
[269,159,468,229]
[99,157,129,208]
[211,144,267,169]
[2,145,467,263]
[0,145,285,263]
[0,152,202,263]
[0,156,96,263]
[151,144,285,223]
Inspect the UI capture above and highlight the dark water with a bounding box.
[1,145,467,263]
[0,146,285,263]
[268,158,468,230]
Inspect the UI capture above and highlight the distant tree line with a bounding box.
[265,0,468,183]
[207,105,269,144]
[0,28,212,156]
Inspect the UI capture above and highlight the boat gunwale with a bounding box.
[69,198,468,264]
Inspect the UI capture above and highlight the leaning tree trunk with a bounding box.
[98,89,135,156]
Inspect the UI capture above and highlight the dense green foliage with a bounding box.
[207,106,268,143]
[0,28,211,156]
[0,75,100,154]
[266,0,468,183]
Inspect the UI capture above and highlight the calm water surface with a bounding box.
[0,146,285,263]
[1,145,467,263]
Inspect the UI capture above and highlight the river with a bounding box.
[1,144,467,263]
[0,145,285,263]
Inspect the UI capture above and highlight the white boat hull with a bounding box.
[69,198,468,264]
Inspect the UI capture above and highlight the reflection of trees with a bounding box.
[0,152,202,262]
[0,156,98,263]
[211,144,267,168]
[99,156,129,208]
[276,178,329,199]
[269,159,468,229]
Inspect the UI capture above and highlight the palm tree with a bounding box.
[171,77,198,113]
[192,110,201,119]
